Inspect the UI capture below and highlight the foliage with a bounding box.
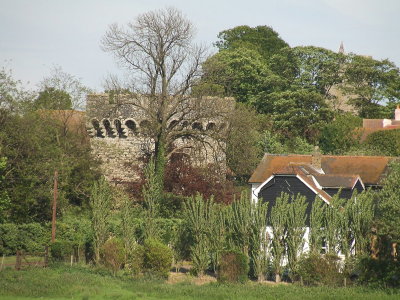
[228,192,253,256]
[2,265,398,300]
[119,191,137,257]
[309,198,326,254]
[217,250,249,283]
[0,108,100,223]
[342,55,400,118]
[208,203,228,273]
[347,191,375,256]
[225,104,265,179]
[270,192,289,282]
[50,240,73,261]
[142,158,162,240]
[377,161,400,247]
[319,113,363,154]
[215,25,288,61]
[271,89,333,143]
[183,194,214,275]
[0,154,10,223]
[125,243,145,276]
[101,237,125,275]
[34,87,72,110]
[355,256,400,288]
[363,129,400,156]
[90,177,113,264]
[249,199,269,281]
[286,194,307,280]
[297,253,344,286]
[201,48,277,104]
[0,223,48,255]
[290,46,345,98]
[39,65,91,110]
[142,238,173,279]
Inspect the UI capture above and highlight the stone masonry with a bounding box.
[86,94,234,183]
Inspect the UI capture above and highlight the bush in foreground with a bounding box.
[101,237,125,275]
[142,238,173,279]
[297,253,344,286]
[218,250,249,283]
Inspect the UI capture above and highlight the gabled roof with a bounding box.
[249,154,393,186]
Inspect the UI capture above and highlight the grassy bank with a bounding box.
[0,265,398,300]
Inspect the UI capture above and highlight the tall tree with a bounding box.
[101,7,229,191]
[215,25,288,61]
[34,87,72,110]
[342,55,400,118]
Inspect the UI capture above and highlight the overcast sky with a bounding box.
[1,0,399,91]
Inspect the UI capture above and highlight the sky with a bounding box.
[1,0,399,91]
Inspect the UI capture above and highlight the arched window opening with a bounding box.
[125,120,137,135]
[206,122,216,131]
[114,119,126,138]
[192,122,203,131]
[91,119,104,138]
[168,120,179,129]
[103,119,114,137]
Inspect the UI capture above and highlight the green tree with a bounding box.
[342,55,400,118]
[183,194,213,276]
[34,87,72,110]
[271,90,333,142]
[377,161,400,250]
[200,48,278,104]
[309,197,326,254]
[290,46,346,98]
[286,194,307,280]
[215,25,288,61]
[249,198,268,282]
[142,159,162,240]
[225,104,265,180]
[90,177,113,264]
[0,154,10,223]
[319,113,363,154]
[270,192,289,282]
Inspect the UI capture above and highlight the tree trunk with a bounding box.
[275,273,281,283]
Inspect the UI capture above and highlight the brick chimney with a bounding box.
[395,105,400,121]
[311,146,322,171]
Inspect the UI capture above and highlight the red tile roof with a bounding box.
[249,154,393,186]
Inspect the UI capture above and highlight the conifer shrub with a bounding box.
[297,253,343,286]
[101,237,125,275]
[217,250,249,283]
[142,239,173,279]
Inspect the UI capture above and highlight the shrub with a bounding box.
[297,253,344,286]
[355,256,400,288]
[142,239,173,279]
[101,238,125,275]
[217,250,249,283]
[50,240,73,261]
[125,244,145,276]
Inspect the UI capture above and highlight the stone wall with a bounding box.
[86,94,233,183]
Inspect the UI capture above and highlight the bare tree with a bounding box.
[101,7,232,187]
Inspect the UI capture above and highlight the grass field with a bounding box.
[0,265,398,300]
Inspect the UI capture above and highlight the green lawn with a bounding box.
[0,265,398,300]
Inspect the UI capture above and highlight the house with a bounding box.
[361,105,400,141]
[249,150,393,222]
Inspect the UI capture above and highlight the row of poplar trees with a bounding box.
[182,191,374,282]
